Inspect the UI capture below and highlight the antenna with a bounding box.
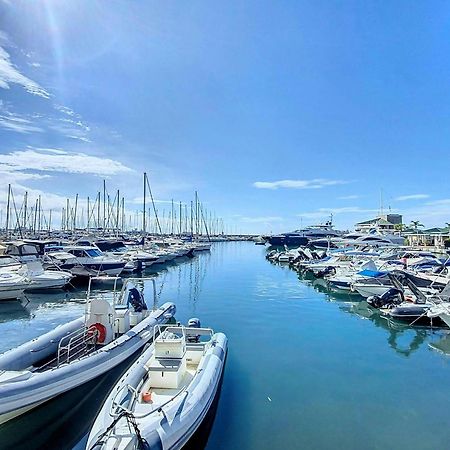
[380,188,384,217]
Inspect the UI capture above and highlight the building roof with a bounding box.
[376,218,393,226]
[356,217,394,226]
[356,218,378,225]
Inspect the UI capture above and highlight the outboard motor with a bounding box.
[187,317,201,343]
[316,266,336,279]
[127,287,148,312]
[188,317,201,328]
[367,288,403,309]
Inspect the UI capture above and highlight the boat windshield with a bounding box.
[85,249,102,257]
[0,256,17,266]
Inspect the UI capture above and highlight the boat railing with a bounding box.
[36,326,99,371]
[57,326,99,365]
[111,383,190,419]
[152,324,213,343]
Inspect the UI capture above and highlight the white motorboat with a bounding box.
[20,260,73,291]
[44,246,126,277]
[86,319,227,450]
[0,272,29,301]
[0,277,176,424]
[192,242,212,252]
[0,255,74,290]
[426,283,450,327]
[0,255,23,273]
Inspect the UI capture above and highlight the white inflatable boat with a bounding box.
[86,319,227,450]
[0,277,176,424]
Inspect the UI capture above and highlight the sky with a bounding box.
[0,0,450,234]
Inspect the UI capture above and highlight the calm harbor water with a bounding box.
[1,241,450,449]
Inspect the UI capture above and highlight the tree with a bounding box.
[410,220,424,231]
[394,223,405,231]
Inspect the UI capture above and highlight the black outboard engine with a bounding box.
[367,288,403,309]
[316,266,336,279]
[127,287,148,312]
[187,317,201,343]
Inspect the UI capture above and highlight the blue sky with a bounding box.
[1,0,449,233]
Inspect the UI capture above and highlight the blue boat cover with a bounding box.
[357,269,388,278]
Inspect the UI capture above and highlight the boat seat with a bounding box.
[114,305,130,334]
[154,335,186,360]
[148,358,182,372]
[148,356,187,389]
[186,344,205,365]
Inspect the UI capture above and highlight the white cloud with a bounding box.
[49,116,91,141]
[54,104,78,117]
[298,206,379,220]
[0,148,132,176]
[0,169,50,184]
[0,110,44,133]
[394,194,429,201]
[0,44,50,98]
[399,199,450,227]
[338,195,361,200]
[253,179,347,190]
[0,101,92,141]
[424,199,450,206]
[0,184,83,218]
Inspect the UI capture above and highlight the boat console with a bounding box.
[148,329,188,389]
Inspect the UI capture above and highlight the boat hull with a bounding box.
[267,235,309,246]
[0,303,176,424]
[0,288,26,301]
[87,332,228,450]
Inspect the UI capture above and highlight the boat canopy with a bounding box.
[357,269,388,278]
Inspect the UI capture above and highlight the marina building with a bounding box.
[355,214,403,232]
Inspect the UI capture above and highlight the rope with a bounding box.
[88,411,149,450]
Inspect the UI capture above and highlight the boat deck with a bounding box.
[133,364,198,415]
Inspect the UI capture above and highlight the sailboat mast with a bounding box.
[143,172,147,236]
[5,184,11,238]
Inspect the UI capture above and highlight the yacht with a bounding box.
[45,246,126,277]
[265,222,343,247]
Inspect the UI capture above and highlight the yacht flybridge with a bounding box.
[265,221,342,247]
[0,277,176,424]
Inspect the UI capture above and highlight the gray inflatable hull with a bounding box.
[0,302,176,424]
[87,332,227,450]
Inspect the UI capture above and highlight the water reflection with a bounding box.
[0,300,32,323]
[0,354,137,450]
[0,251,219,450]
[300,271,432,358]
[428,333,450,355]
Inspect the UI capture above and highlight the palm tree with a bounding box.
[410,220,424,231]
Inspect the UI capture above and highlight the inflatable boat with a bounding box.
[0,277,176,424]
[86,319,227,450]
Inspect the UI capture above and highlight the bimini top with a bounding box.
[357,269,388,278]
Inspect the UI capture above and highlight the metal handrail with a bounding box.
[56,325,98,366]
